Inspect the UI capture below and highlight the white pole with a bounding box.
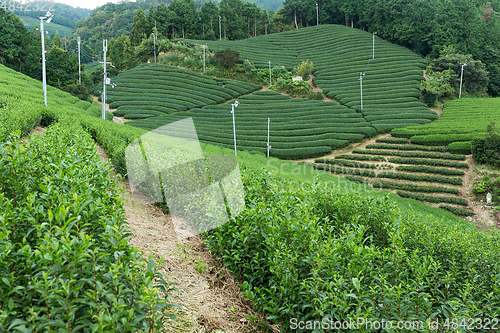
[316,3,319,25]
[269,61,271,86]
[40,18,47,107]
[152,33,156,63]
[219,16,222,41]
[267,117,270,157]
[459,63,467,98]
[102,39,107,120]
[203,44,206,74]
[372,32,377,59]
[77,36,81,84]
[231,101,239,156]
[360,72,364,110]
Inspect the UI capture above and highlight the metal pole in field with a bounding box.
[459,63,467,98]
[219,16,222,41]
[102,39,107,120]
[203,44,206,74]
[39,11,53,107]
[77,36,81,84]
[151,33,156,63]
[360,72,365,110]
[269,61,271,86]
[267,117,271,157]
[231,101,240,156]
[372,32,377,59]
[316,3,319,25]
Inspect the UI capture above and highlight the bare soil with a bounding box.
[95,146,273,333]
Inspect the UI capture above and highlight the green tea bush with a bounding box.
[388,157,469,169]
[448,141,472,154]
[0,123,175,331]
[396,165,465,176]
[373,180,460,194]
[378,171,463,185]
[366,143,447,152]
[205,167,500,331]
[336,154,386,162]
[439,205,475,216]
[397,191,467,205]
[315,158,377,169]
[312,162,377,177]
[376,137,409,144]
[353,149,466,160]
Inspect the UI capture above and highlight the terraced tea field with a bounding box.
[311,138,474,216]
[183,25,435,131]
[128,90,375,159]
[392,97,500,148]
[107,64,261,119]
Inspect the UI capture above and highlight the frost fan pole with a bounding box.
[77,36,81,84]
[459,63,467,98]
[360,72,365,110]
[100,40,117,120]
[269,61,272,86]
[267,117,271,157]
[203,44,206,74]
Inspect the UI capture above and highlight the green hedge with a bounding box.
[366,143,447,152]
[376,137,409,144]
[396,165,465,176]
[353,149,466,161]
[397,191,467,205]
[372,180,460,194]
[336,154,386,162]
[311,163,376,177]
[409,134,474,146]
[439,205,475,216]
[0,123,173,331]
[378,171,462,185]
[388,157,469,169]
[315,158,377,169]
[448,141,472,155]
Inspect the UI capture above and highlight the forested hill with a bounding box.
[15,2,90,28]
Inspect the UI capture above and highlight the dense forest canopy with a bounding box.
[14,2,90,28]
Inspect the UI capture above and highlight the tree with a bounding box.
[220,0,246,40]
[130,8,151,46]
[215,48,240,69]
[200,1,219,36]
[169,0,198,38]
[150,3,171,38]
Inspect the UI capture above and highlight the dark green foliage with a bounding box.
[376,137,409,144]
[439,205,475,217]
[373,180,460,195]
[215,48,241,69]
[353,149,466,161]
[0,123,175,330]
[366,143,447,152]
[397,191,467,205]
[315,158,377,169]
[312,162,377,177]
[396,165,464,176]
[378,171,463,185]
[410,134,475,146]
[336,154,386,162]
[420,88,438,107]
[448,141,472,155]
[388,157,469,169]
[472,122,500,167]
[62,84,91,102]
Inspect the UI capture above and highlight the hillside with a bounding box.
[183,25,435,132]
[14,2,90,28]
[2,60,500,331]
[18,15,73,37]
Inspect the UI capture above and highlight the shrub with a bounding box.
[297,60,314,78]
[397,191,467,205]
[472,122,500,167]
[376,137,409,144]
[388,157,469,169]
[439,205,475,216]
[396,165,464,176]
[448,141,472,155]
[215,48,240,69]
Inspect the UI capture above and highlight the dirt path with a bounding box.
[94,146,270,333]
[92,96,125,124]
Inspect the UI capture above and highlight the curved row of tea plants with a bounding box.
[183,25,434,132]
[107,63,260,119]
[128,90,376,159]
[391,97,500,148]
[205,167,500,331]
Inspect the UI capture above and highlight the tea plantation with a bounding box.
[106,63,261,119]
[128,90,376,159]
[183,25,436,131]
[392,97,500,149]
[2,59,500,332]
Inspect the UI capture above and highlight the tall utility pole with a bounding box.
[219,16,222,41]
[267,117,271,157]
[77,36,81,84]
[39,11,53,107]
[316,3,319,25]
[231,101,240,156]
[203,44,206,74]
[372,32,377,59]
[151,33,156,63]
[360,72,365,110]
[268,61,272,86]
[100,40,116,120]
[459,63,467,98]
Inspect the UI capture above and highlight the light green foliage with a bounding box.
[392,98,500,146]
[296,60,314,78]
